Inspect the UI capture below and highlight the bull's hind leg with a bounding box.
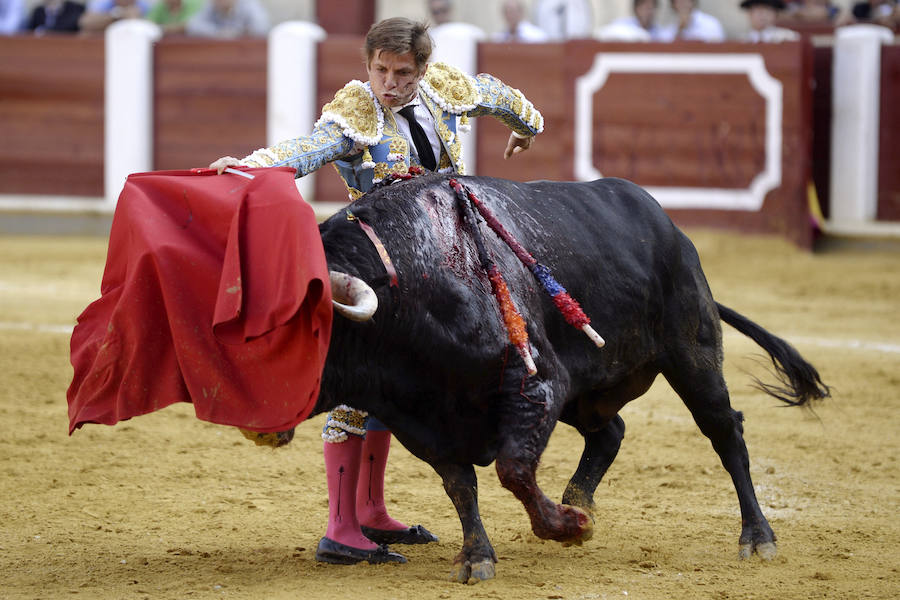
[561,415,626,519]
[663,365,777,560]
[494,380,593,545]
[431,462,497,583]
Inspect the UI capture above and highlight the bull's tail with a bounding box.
[716,302,830,406]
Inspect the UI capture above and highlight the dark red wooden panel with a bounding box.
[153,37,267,171]
[0,36,104,197]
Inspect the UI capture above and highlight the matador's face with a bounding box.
[366,50,427,108]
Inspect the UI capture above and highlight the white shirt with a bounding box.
[493,20,550,43]
[745,26,800,43]
[534,0,593,40]
[392,98,443,168]
[657,10,725,42]
[595,16,661,42]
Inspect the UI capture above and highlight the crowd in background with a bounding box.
[0,0,897,40]
[0,0,269,36]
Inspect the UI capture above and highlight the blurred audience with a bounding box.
[185,0,268,38]
[781,0,840,22]
[0,0,25,33]
[428,0,453,26]
[147,0,202,34]
[493,0,548,42]
[534,0,593,40]
[839,0,898,27]
[741,0,800,42]
[26,0,85,33]
[596,0,661,41]
[79,0,149,33]
[657,0,725,41]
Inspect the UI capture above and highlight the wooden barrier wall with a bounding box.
[153,38,267,172]
[1,35,897,246]
[880,45,900,221]
[480,41,815,247]
[0,36,104,198]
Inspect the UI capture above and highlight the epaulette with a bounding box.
[317,80,384,146]
[420,62,481,114]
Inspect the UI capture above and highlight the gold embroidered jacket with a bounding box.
[240,62,544,200]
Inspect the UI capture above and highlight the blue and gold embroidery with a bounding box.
[240,62,543,199]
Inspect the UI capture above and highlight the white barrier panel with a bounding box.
[830,25,894,225]
[104,20,162,206]
[429,23,486,175]
[268,21,327,202]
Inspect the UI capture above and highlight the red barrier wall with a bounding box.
[880,45,900,221]
[0,36,104,198]
[154,37,267,172]
[1,35,896,246]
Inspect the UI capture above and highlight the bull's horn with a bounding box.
[330,271,378,321]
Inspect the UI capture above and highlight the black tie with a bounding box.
[398,105,437,172]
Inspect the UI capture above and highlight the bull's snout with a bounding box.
[239,428,295,448]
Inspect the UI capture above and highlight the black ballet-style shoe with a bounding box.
[361,524,439,545]
[314,537,407,565]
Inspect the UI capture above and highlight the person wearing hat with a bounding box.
[741,0,800,42]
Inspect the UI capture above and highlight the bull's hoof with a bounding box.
[535,504,594,545]
[739,541,777,561]
[451,558,495,583]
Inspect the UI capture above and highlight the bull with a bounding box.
[283,173,829,583]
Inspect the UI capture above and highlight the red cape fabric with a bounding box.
[67,167,332,434]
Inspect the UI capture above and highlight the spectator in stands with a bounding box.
[781,0,840,22]
[595,0,661,41]
[428,0,452,26]
[185,0,268,38]
[741,0,800,42]
[79,0,149,33]
[26,0,85,33]
[840,0,898,27]
[0,0,25,33]
[534,0,594,40]
[493,0,549,42]
[147,0,202,35]
[657,0,725,42]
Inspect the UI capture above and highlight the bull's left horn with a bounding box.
[330,271,378,322]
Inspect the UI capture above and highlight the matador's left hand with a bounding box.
[504,133,534,159]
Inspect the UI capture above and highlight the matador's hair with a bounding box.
[363,17,433,71]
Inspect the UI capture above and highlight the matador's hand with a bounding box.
[209,156,243,174]
[504,133,534,159]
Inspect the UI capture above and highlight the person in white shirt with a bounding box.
[534,0,593,40]
[596,0,661,42]
[657,0,725,42]
[185,0,267,38]
[741,0,801,42]
[494,0,549,42]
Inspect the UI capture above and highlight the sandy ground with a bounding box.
[1,228,899,600]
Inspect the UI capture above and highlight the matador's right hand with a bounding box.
[209,156,243,174]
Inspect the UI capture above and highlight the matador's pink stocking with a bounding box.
[356,430,408,531]
[323,437,377,550]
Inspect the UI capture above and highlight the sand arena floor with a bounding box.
[1,229,898,600]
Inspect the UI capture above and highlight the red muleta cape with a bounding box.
[67,167,332,434]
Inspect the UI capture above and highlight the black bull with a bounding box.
[301,174,828,582]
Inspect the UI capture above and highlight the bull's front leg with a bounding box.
[431,462,497,583]
[494,378,593,546]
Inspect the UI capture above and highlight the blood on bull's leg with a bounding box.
[494,377,593,545]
